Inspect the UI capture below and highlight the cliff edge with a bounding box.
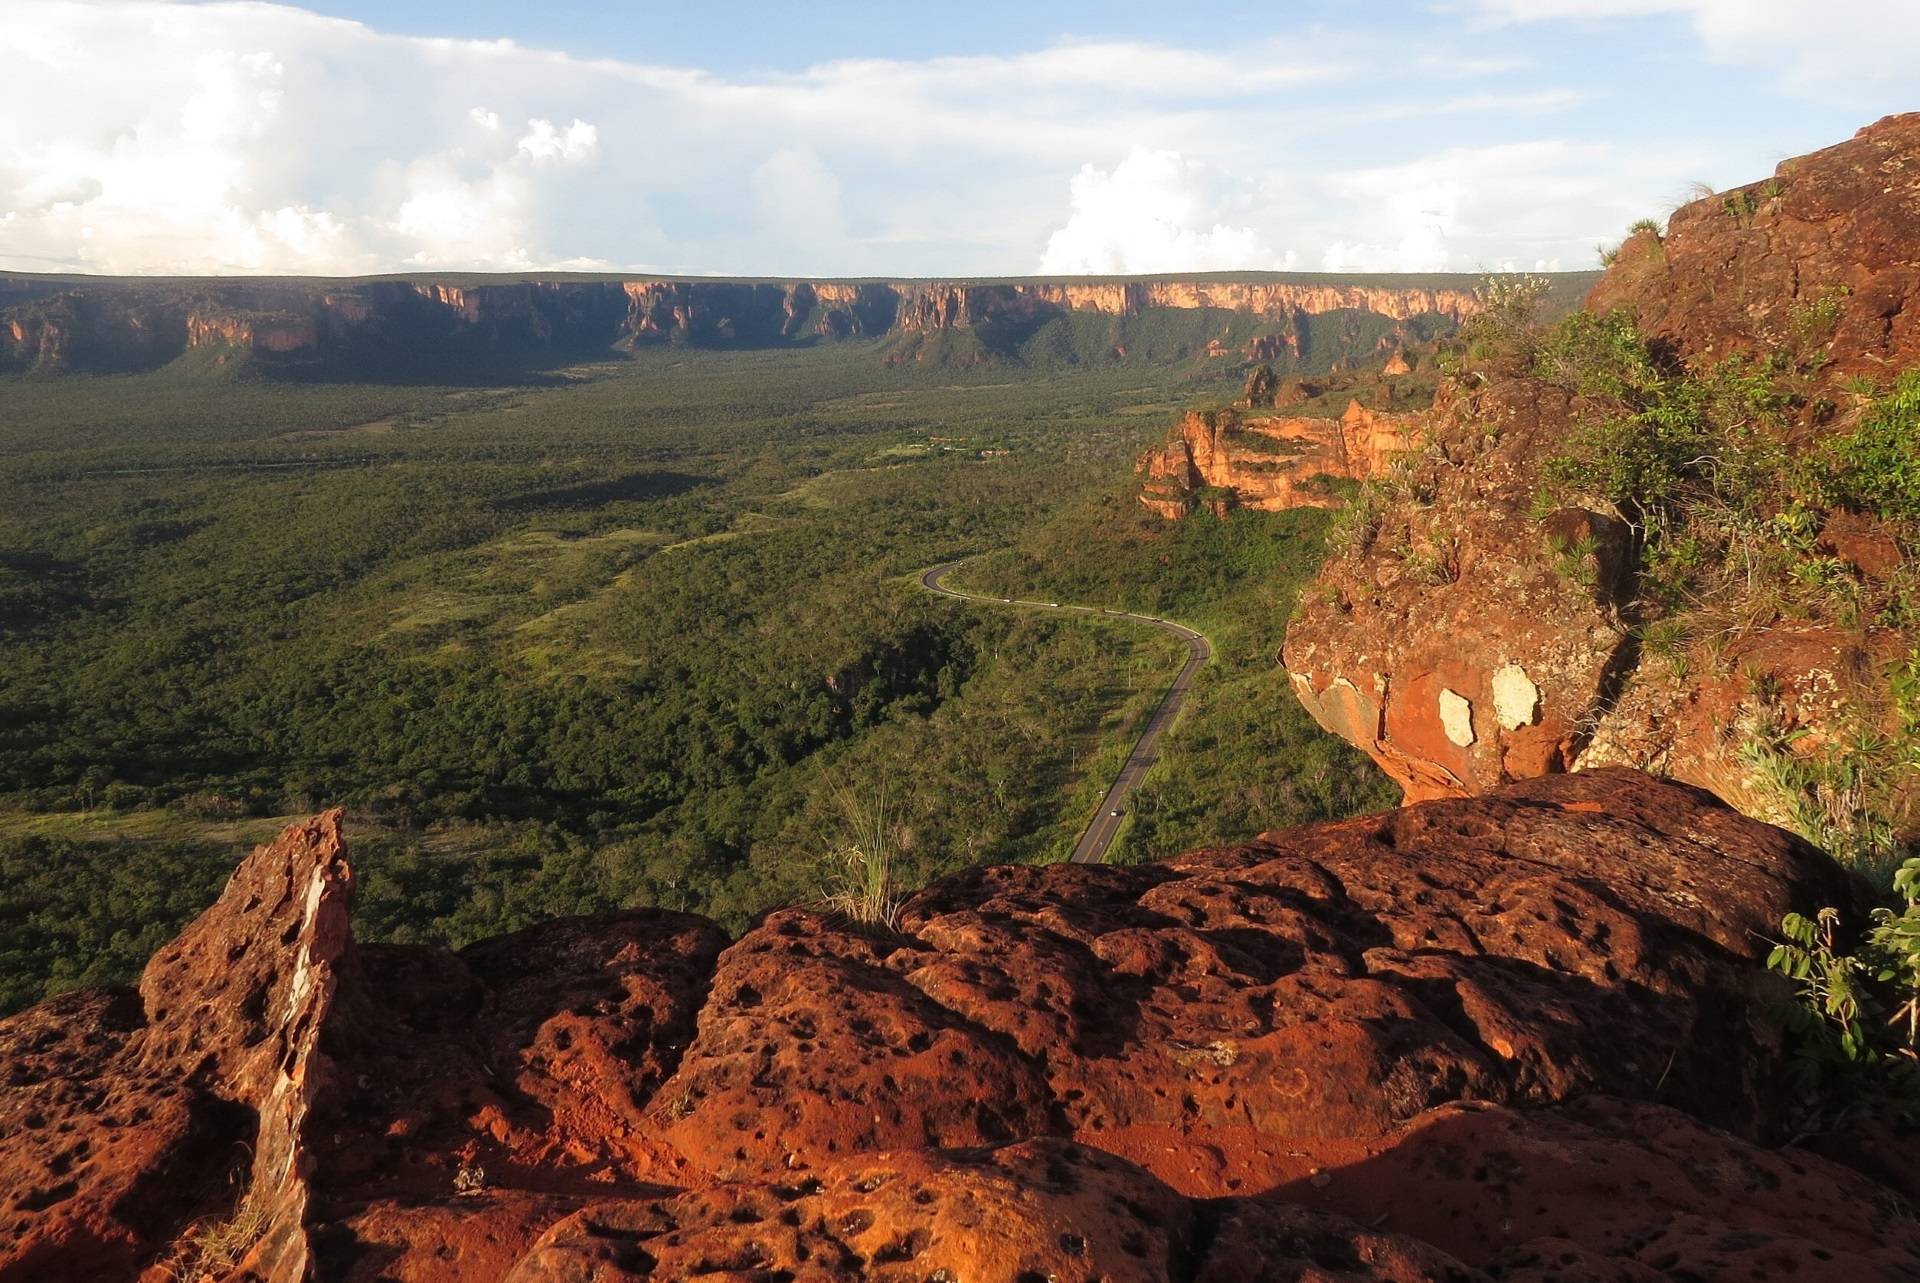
[4,772,1914,1281]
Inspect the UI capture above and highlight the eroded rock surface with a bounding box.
[1589,113,1920,383]
[4,772,1912,1281]
[1138,401,1417,518]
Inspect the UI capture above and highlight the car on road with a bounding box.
[1109,808,1123,817]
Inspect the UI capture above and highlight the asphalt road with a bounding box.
[917,559,1212,865]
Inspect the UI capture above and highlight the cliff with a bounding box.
[6,770,1915,1281]
[1284,115,1920,841]
[0,272,1538,376]
[1137,400,1416,518]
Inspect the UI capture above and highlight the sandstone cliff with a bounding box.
[1137,400,1416,518]
[1286,115,1920,840]
[0,273,1522,376]
[5,772,1914,1281]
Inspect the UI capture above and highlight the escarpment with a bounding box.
[0,272,1520,375]
[1286,114,1920,832]
[6,770,1917,1281]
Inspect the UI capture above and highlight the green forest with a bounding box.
[0,341,1393,1012]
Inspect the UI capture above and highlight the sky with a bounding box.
[0,1,1913,278]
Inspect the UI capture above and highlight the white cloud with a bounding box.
[1039,149,1294,275]
[1314,139,1701,273]
[743,149,852,274]
[0,0,1891,277]
[516,118,598,165]
[1321,179,1461,273]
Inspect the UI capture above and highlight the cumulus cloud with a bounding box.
[516,118,599,165]
[0,0,1889,277]
[1314,139,1700,274]
[1320,181,1461,273]
[0,3,626,272]
[1039,150,1294,275]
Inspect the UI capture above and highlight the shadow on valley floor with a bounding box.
[489,471,714,514]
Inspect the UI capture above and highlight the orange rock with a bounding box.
[6,774,1913,1281]
[1589,112,1920,388]
[1136,403,1418,519]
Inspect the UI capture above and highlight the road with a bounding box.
[917,559,1212,864]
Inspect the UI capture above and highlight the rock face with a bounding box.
[0,273,1497,375]
[1286,114,1920,810]
[1589,113,1920,384]
[1138,400,1417,518]
[5,771,1915,1281]
[0,812,352,1282]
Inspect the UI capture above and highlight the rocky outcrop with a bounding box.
[1589,113,1920,385]
[5,772,1913,1281]
[0,813,352,1282]
[0,272,1503,375]
[1286,115,1920,812]
[1138,399,1418,518]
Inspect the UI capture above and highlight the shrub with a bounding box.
[1767,859,1920,1131]
[154,1193,269,1281]
[1822,370,1920,522]
[1453,274,1552,371]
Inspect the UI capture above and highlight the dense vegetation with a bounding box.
[0,340,1392,1012]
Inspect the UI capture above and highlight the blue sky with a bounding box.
[0,1,1912,276]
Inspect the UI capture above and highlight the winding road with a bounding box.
[917,559,1212,864]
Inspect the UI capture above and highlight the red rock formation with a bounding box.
[185,310,319,355]
[0,813,351,1282]
[6,772,1914,1281]
[1590,113,1920,385]
[1138,400,1417,518]
[1287,116,1920,812]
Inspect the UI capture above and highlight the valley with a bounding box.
[0,326,1399,1013]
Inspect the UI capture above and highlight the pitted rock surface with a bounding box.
[2,773,1913,1282]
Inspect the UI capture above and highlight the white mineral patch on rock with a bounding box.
[1439,688,1475,747]
[1492,663,1541,731]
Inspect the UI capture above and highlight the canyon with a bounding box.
[0,273,1496,375]
[3,105,1918,1283]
